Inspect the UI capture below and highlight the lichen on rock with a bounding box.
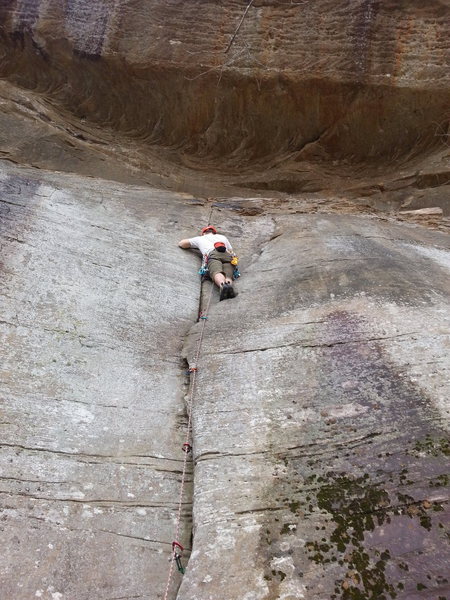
[0,2,449,600]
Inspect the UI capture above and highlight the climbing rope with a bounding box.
[162,282,215,600]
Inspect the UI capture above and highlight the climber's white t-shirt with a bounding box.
[188,233,233,257]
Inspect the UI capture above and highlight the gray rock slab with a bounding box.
[181,214,450,600]
[2,165,450,600]
[0,162,209,600]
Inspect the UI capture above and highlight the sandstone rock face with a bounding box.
[0,0,449,201]
[182,211,450,600]
[0,162,208,599]
[1,159,449,600]
[1,2,450,600]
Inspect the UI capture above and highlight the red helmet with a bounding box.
[201,226,217,235]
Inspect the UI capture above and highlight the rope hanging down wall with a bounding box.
[162,208,216,600]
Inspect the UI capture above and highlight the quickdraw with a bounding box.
[172,542,185,575]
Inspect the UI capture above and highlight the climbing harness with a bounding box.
[162,283,215,600]
[198,254,241,279]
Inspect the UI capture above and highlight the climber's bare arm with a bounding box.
[178,239,191,248]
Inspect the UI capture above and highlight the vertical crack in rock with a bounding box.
[1,3,450,594]
[175,254,217,590]
[0,162,213,600]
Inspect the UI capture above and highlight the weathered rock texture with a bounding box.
[1,1,450,600]
[1,159,449,600]
[0,0,449,204]
[0,162,208,599]
[183,211,450,600]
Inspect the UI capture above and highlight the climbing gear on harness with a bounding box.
[162,283,214,600]
[172,542,185,574]
[231,255,240,278]
[198,254,209,276]
[201,225,217,235]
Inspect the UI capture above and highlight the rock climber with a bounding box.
[178,226,237,300]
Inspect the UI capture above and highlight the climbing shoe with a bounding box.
[220,283,230,301]
[227,284,236,299]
